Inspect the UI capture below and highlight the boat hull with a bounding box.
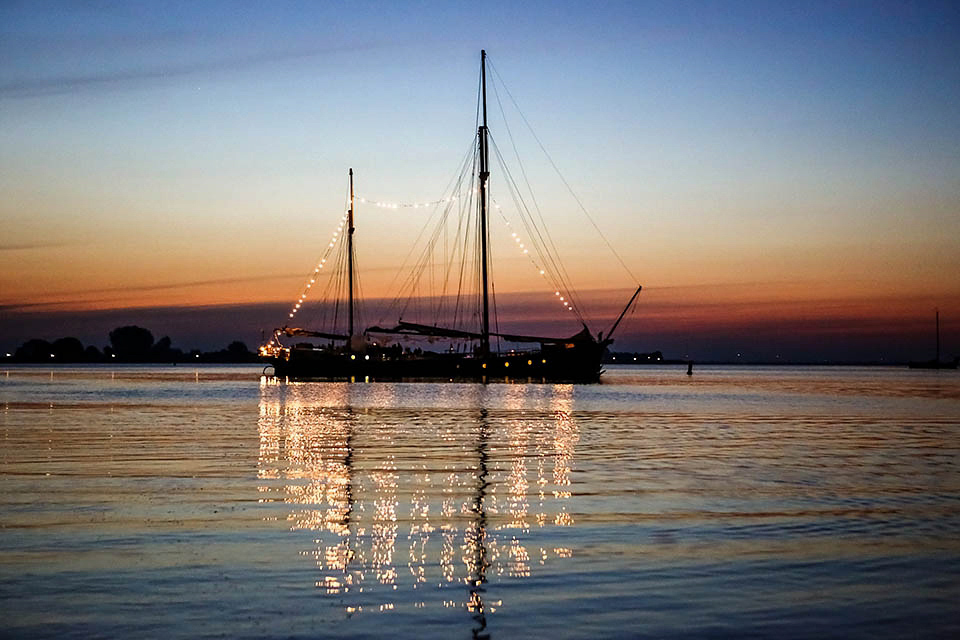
[264,344,606,383]
[908,359,958,370]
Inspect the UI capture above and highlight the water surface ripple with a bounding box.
[1,365,958,638]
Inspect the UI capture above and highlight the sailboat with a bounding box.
[260,51,641,382]
[908,309,957,370]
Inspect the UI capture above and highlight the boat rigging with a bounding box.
[261,50,642,382]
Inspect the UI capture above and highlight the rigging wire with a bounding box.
[279,210,347,328]
[487,58,639,285]
[451,156,478,332]
[394,148,475,324]
[276,54,636,350]
[353,240,365,335]
[377,136,477,323]
[487,79,590,327]
[490,197,582,321]
[488,134,589,327]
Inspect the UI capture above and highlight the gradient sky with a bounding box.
[2,1,959,361]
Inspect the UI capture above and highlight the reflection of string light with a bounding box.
[493,199,576,314]
[257,383,580,615]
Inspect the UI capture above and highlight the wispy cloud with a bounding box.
[0,42,387,99]
[0,242,71,252]
[0,273,302,311]
[64,273,305,296]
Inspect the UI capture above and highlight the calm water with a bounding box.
[1,365,958,639]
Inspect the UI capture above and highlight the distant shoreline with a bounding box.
[609,361,920,367]
[602,350,925,367]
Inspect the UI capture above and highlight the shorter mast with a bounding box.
[348,168,355,342]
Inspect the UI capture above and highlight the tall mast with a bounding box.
[348,168,355,341]
[479,50,491,357]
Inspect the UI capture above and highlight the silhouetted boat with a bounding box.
[908,309,957,369]
[260,51,641,382]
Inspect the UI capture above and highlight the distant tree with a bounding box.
[84,345,103,362]
[152,336,172,356]
[15,338,53,362]
[52,337,85,362]
[227,341,252,359]
[109,326,154,361]
[196,341,256,363]
[151,336,185,362]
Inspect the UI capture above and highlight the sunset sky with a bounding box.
[2,1,959,361]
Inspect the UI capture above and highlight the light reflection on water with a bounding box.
[256,379,579,623]
[0,365,959,638]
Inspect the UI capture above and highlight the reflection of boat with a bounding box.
[467,409,491,639]
[256,381,579,618]
[260,51,641,383]
[909,309,957,369]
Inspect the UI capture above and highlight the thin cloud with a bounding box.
[0,42,388,99]
[0,273,302,312]
[62,273,305,296]
[0,242,72,252]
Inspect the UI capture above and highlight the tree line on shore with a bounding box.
[7,326,259,363]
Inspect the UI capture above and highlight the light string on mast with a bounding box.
[491,199,577,316]
[485,69,592,327]
[487,132,589,326]
[264,210,350,348]
[357,194,461,209]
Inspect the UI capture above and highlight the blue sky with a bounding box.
[1,1,959,360]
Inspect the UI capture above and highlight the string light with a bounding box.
[284,211,350,323]
[494,199,577,315]
[357,194,457,209]
[274,190,578,352]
